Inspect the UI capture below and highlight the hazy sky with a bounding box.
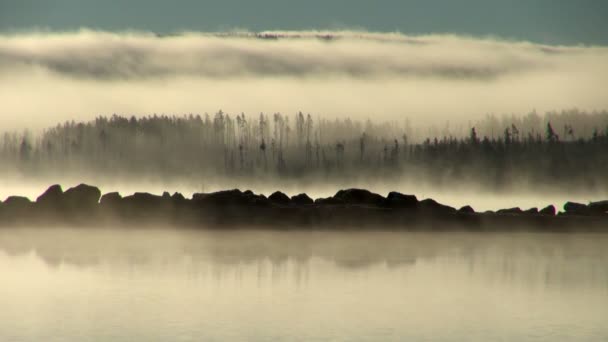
[1,0,607,45]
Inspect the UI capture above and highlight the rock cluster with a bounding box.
[0,185,606,229]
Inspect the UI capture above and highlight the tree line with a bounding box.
[2,109,608,192]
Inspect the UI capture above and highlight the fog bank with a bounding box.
[1,30,607,130]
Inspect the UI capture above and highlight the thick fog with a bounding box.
[1,30,608,130]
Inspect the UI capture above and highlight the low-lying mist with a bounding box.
[1,30,608,130]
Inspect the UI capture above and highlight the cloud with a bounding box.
[0,29,607,131]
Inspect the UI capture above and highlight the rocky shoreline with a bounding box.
[0,184,607,230]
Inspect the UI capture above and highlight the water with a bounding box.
[0,228,607,341]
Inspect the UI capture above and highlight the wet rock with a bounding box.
[385,192,417,208]
[269,191,291,205]
[291,193,313,205]
[63,184,102,208]
[539,205,556,216]
[419,198,456,215]
[564,201,589,215]
[588,200,608,215]
[333,189,385,206]
[100,192,122,206]
[458,205,475,214]
[497,207,523,214]
[36,184,63,206]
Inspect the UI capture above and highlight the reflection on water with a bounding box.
[1,228,607,341]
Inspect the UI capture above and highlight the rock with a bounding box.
[4,196,32,207]
[314,196,344,205]
[100,192,122,206]
[385,192,417,208]
[171,192,186,201]
[63,184,102,208]
[269,191,291,205]
[162,191,171,199]
[458,205,475,214]
[36,184,63,205]
[539,205,556,216]
[333,189,385,206]
[193,189,256,206]
[588,200,608,215]
[524,207,539,214]
[497,207,523,214]
[418,198,456,214]
[564,201,589,215]
[122,192,165,209]
[291,193,313,205]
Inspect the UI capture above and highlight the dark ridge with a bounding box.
[0,184,606,230]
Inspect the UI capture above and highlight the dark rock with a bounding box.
[122,192,165,208]
[539,205,556,216]
[333,189,385,206]
[63,184,102,208]
[564,201,589,215]
[171,192,186,201]
[291,193,313,205]
[385,192,418,208]
[588,200,608,215]
[315,196,344,205]
[243,190,254,196]
[36,184,63,205]
[497,207,523,214]
[524,207,539,214]
[269,191,291,205]
[162,191,171,199]
[458,205,475,214]
[100,192,122,206]
[4,196,32,207]
[193,189,256,206]
[419,198,456,214]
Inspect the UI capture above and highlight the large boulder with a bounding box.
[36,184,63,206]
[269,191,291,205]
[497,207,523,215]
[385,192,417,208]
[193,189,265,206]
[523,207,539,214]
[3,196,32,207]
[63,184,102,208]
[563,201,589,215]
[314,196,344,205]
[458,205,475,214]
[122,192,165,208]
[588,200,608,215]
[100,192,122,206]
[291,193,313,205]
[418,198,456,215]
[333,189,385,206]
[539,205,556,216]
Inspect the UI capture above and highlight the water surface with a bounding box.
[0,228,607,341]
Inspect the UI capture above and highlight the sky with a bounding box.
[1,0,607,45]
[0,1,607,131]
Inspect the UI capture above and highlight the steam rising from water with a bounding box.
[1,30,607,130]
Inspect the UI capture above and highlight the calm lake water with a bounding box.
[0,228,607,341]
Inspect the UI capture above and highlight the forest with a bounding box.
[2,109,608,193]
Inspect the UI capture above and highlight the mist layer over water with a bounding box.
[1,228,607,341]
[2,30,608,131]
